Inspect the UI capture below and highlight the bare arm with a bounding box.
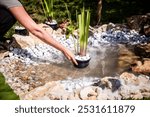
[9,6,77,65]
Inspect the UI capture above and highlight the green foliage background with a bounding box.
[5,0,149,37]
[20,0,149,24]
[102,0,149,23]
[0,73,20,100]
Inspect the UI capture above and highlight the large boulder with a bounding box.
[0,50,9,60]
[131,60,150,74]
[11,23,54,49]
[133,43,150,58]
[127,13,150,36]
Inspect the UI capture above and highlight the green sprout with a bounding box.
[78,7,91,56]
[41,0,54,21]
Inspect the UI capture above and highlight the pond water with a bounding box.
[39,44,129,82]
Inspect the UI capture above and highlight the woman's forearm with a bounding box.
[9,6,77,65]
[30,26,66,53]
[9,6,66,52]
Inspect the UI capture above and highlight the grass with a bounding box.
[0,73,20,100]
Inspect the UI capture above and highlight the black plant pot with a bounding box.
[15,27,29,36]
[45,20,58,30]
[49,23,57,30]
[74,55,91,68]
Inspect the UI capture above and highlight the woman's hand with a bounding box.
[62,47,78,65]
[9,6,78,66]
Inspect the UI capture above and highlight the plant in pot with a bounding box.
[15,25,29,36]
[74,7,91,68]
[41,0,57,30]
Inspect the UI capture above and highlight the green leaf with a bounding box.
[78,7,90,56]
[0,92,19,100]
[0,73,20,100]
[85,10,90,50]
[42,0,54,19]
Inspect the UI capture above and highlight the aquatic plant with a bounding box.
[78,7,91,56]
[41,0,54,21]
[73,7,91,68]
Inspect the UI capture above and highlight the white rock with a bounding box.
[80,86,97,100]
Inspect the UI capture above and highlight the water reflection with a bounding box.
[49,44,123,80]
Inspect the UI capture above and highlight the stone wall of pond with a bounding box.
[22,72,150,100]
